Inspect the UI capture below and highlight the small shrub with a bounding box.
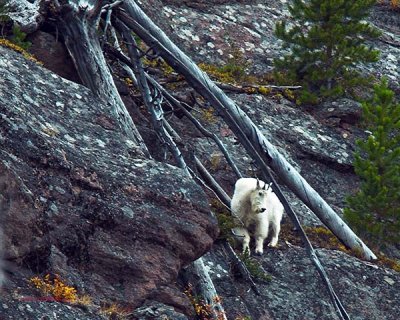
[184,284,226,320]
[344,80,400,249]
[10,24,31,50]
[199,49,250,85]
[29,274,78,303]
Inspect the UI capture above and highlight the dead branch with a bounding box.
[216,82,302,94]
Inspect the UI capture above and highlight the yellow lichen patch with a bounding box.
[244,87,257,94]
[198,62,249,85]
[283,88,296,101]
[304,226,349,252]
[390,0,399,9]
[258,86,272,95]
[200,107,217,124]
[29,274,78,303]
[0,38,42,64]
[377,254,400,272]
[143,57,174,76]
[124,77,134,87]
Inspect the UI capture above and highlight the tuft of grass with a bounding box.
[299,225,400,273]
[304,226,349,252]
[238,252,272,282]
[198,62,249,85]
[100,303,132,319]
[144,57,174,76]
[377,254,400,272]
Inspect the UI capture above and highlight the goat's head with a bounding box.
[249,179,272,214]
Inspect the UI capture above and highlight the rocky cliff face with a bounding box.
[1,1,399,319]
[0,45,217,318]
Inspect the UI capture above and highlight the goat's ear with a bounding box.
[256,178,261,189]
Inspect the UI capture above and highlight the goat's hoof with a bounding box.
[268,242,278,247]
[255,250,263,256]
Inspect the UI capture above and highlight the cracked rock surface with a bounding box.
[0,45,218,317]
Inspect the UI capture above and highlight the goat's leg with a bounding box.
[255,235,266,255]
[268,218,281,247]
[255,220,269,255]
[233,227,251,255]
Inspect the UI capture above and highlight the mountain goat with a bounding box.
[231,178,284,255]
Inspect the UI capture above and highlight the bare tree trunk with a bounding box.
[51,1,148,154]
[183,258,228,320]
[119,0,376,260]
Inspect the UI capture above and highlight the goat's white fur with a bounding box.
[231,178,283,255]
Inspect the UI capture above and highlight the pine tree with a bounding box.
[344,80,400,248]
[275,0,381,103]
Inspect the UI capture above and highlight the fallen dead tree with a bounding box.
[119,0,376,261]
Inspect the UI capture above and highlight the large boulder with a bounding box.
[0,45,218,316]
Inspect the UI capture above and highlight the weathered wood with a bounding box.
[194,156,232,208]
[118,0,376,260]
[216,82,302,94]
[50,1,148,154]
[183,258,228,320]
[116,19,190,175]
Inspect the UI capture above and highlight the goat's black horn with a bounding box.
[256,178,260,189]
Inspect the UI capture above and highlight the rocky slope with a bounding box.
[0,44,217,318]
[0,1,399,319]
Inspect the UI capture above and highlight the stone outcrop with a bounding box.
[0,45,218,316]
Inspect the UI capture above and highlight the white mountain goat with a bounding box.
[231,178,284,255]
